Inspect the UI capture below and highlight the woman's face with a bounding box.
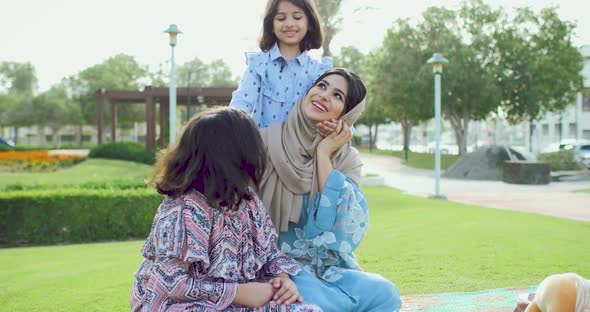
[303,74,348,124]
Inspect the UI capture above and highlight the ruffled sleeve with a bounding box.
[229,52,264,115]
[307,56,333,83]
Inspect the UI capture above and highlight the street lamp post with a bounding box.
[187,71,192,120]
[164,24,182,143]
[427,53,448,200]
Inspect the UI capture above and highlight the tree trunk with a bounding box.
[38,126,46,146]
[529,117,534,153]
[75,124,82,147]
[401,120,412,161]
[322,29,334,57]
[373,124,379,149]
[13,127,19,145]
[448,113,468,156]
[316,0,342,57]
[51,128,60,148]
[460,111,469,155]
[368,124,373,152]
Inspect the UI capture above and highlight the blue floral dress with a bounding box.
[278,171,402,312]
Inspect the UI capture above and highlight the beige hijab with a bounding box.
[259,95,366,232]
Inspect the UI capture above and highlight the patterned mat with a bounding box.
[400,286,537,312]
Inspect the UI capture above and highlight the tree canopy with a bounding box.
[366,0,583,155]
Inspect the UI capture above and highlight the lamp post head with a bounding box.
[164,24,183,47]
[427,53,449,74]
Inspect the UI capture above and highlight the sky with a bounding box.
[2,0,589,92]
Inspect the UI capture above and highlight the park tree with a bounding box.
[492,6,584,150]
[177,57,237,88]
[0,61,38,95]
[0,94,18,125]
[372,19,434,158]
[334,46,366,75]
[0,93,20,141]
[32,84,81,147]
[176,57,208,88]
[315,0,343,57]
[335,46,384,150]
[206,59,237,87]
[0,61,38,143]
[176,57,237,119]
[417,0,503,155]
[69,54,150,128]
[1,94,34,145]
[356,47,391,151]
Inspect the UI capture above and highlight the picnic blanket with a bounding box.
[400,286,537,312]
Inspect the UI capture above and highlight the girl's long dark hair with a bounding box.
[152,107,266,208]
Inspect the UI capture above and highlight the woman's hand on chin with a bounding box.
[315,119,338,137]
[317,120,352,157]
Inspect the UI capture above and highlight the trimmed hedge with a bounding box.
[88,142,156,164]
[538,150,585,171]
[0,145,95,151]
[1,179,149,192]
[0,188,162,246]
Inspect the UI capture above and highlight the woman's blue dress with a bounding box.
[278,170,402,312]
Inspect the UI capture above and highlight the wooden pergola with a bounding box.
[94,86,235,151]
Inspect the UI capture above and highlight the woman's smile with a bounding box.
[303,74,348,124]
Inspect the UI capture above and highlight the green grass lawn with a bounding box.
[358,147,460,170]
[1,187,588,311]
[0,159,152,190]
[575,188,590,193]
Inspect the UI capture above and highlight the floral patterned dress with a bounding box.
[130,190,322,312]
[278,171,402,312]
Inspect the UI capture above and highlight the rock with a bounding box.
[503,161,550,184]
[443,145,527,181]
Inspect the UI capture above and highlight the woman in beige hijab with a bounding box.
[258,68,401,312]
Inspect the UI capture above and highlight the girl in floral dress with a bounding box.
[130,107,321,312]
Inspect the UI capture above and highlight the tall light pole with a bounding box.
[187,71,192,121]
[427,53,448,200]
[164,24,182,143]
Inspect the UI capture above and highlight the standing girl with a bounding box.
[230,0,333,129]
[130,107,321,312]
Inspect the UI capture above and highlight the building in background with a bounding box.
[531,45,590,153]
[361,45,590,156]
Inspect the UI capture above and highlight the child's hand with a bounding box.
[233,282,274,307]
[315,119,339,137]
[269,274,303,305]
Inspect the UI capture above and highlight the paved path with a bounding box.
[360,153,590,222]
